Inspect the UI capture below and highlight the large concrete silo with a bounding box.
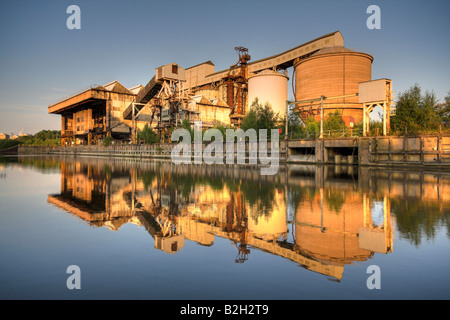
[293,47,373,125]
[247,70,289,118]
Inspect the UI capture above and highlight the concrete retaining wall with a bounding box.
[366,135,450,165]
[15,135,450,167]
[287,134,450,167]
[18,140,286,164]
[18,144,174,158]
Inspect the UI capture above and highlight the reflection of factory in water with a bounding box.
[47,161,140,230]
[44,158,450,280]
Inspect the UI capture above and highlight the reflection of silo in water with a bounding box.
[294,190,372,264]
[248,191,287,240]
[247,70,289,118]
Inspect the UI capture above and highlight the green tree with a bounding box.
[391,84,442,133]
[34,130,60,141]
[211,122,232,141]
[305,119,320,137]
[180,119,194,140]
[0,139,20,151]
[324,110,345,132]
[257,103,278,130]
[241,108,258,131]
[103,136,113,146]
[436,90,450,127]
[368,120,383,136]
[287,107,303,138]
[295,111,348,138]
[241,98,280,131]
[138,124,159,144]
[9,130,61,147]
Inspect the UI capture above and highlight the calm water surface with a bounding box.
[0,156,449,300]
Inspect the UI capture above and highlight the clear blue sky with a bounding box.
[0,0,449,134]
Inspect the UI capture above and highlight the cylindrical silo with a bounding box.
[247,70,289,118]
[293,47,373,125]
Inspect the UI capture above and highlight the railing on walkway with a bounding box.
[288,128,364,140]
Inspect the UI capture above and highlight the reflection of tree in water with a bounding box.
[288,184,345,215]
[15,156,61,173]
[182,175,283,223]
[0,157,18,165]
[140,170,159,192]
[102,164,112,179]
[391,198,450,247]
[137,168,284,223]
[324,189,346,214]
[176,174,229,199]
[287,186,317,216]
[240,180,280,223]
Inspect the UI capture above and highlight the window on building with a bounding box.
[172,64,178,74]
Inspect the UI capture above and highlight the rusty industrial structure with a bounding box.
[48,31,393,145]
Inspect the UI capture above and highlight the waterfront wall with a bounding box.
[288,134,450,167]
[15,134,450,167]
[18,141,285,162]
[18,143,175,158]
[363,135,450,165]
